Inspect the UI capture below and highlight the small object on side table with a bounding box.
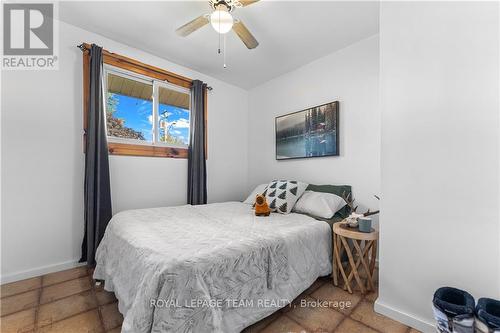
[332,221,379,294]
[358,217,372,233]
[345,212,364,227]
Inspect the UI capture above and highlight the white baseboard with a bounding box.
[1,260,87,284]
[374,299,436,333]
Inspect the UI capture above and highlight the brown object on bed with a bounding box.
[254,194,271,216]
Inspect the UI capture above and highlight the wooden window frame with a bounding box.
[82,43,207,158]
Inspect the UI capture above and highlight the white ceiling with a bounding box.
[59,1,379,89]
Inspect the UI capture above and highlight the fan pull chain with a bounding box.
[218,32,221,54]
[223,34,227,68]
[218,10,221,54]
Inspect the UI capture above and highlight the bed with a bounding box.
[93,201,333,333]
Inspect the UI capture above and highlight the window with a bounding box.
[105,71,153,142]
[157,85,190,146]
[104,66,190,148]
[82,43,206,159]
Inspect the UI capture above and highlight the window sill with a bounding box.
[108,142,188,158]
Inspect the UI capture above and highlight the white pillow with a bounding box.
[293,190,347,219]
[243,184,268,204]
[265,180,308,214]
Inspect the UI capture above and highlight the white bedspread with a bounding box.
[94,202,332,333]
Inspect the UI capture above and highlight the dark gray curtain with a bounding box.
[80,44,112,266]
[187,80,207,205]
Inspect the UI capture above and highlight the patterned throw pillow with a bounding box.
[264,180,308,214]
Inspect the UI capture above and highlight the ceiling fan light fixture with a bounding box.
[210,5,233,34]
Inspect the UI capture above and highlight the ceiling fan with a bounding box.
[175,0,260,50]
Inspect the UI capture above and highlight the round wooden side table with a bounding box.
[332,222,379,294]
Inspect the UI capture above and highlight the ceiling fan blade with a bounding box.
[233,20,259,49]
[175,15,209,37]
[239,0,260,7]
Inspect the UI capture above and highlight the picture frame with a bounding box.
[275,101,339,160]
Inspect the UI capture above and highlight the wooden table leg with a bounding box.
[346,240,373,288]
[336,235,352,294]
[340,235,364,294]
[369,240,377,287]
[332,233,338,286]
[353,239,375,291]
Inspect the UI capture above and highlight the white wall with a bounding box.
[247,35,380,215]
[1,20,248,282]
[376,2,500,332]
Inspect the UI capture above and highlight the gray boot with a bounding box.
[475,298,500,333]
[433,287,475,333]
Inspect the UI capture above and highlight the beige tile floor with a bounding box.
[0,266,420,333]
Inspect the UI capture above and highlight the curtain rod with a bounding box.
[77,43,213,91]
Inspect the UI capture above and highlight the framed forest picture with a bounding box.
[275,101,339,160]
